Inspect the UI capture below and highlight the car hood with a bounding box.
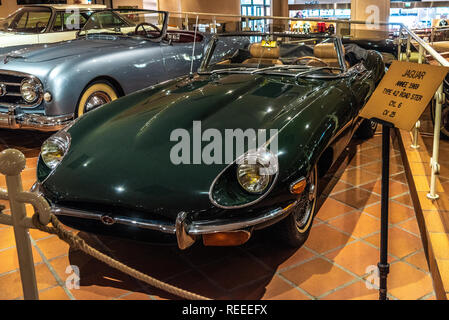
[0,37,146,63]
[42,73,326,217]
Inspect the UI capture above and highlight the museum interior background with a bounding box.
[0,0,448,301]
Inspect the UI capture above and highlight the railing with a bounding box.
[397,25,448,199]
[410,25,449,46]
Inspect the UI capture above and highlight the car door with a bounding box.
[161,31,205,77]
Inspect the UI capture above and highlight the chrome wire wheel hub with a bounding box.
[85,91,111,112]
[295,173,317,230]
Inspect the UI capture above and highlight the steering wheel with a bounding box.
[35,21,46,33]
[294,56,329,67]
[135,22,161,38]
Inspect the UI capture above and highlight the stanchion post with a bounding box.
[371,119,394,300]
[0,149,39,300]
[411,120,421,149]
[428,82,444,200]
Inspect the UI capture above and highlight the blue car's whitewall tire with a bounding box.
[77,81,119,117]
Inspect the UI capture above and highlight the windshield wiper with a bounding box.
[202,67,256,75]
[294,67,343,79]
[251,65,310,75]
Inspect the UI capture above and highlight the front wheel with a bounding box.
[430,98,449,140]
[77,81,119,117]
[273,165,318,248]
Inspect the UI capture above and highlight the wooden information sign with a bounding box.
[360,60,449,131]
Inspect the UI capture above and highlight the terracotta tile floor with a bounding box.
[0,127,436,300]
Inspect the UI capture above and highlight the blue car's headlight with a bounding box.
[20,78,42,103]
[40,131,71,170]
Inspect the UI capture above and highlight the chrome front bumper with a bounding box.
[0,107,74,131]
[50,203,296,250]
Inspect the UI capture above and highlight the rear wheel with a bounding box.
[77,81,119,117]
[355,119,377,140]
[274,165,318,248]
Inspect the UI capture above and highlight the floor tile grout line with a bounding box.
[299,245,398,300]
[33,234,57,243]
[0,245,17,253]
[240,245,321,299]
[331,169,408,198]
[275,273,317,300]
[113,291,152,300]
[316,278,361,300]
[29,236,76,300]
[419,291,437,300]
[317,216,432,276]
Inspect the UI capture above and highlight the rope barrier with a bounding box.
[31,212,211,301]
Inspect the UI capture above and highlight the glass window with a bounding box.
[52,11,90,32]
[1,7,51,33]
[241,0,271,32]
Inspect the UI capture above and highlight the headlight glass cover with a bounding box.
[20,78,41,103]
[41,131,71,170]
[236,149,278,194]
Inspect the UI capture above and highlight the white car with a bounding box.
[0,4,106,51]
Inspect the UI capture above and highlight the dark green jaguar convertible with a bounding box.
[35,32,385,250]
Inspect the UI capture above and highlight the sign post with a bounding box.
[360,60,448,300]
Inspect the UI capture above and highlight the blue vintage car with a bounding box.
[0,9,237,131]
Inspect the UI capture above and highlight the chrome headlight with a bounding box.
[20,78,42,103]
[236,149,278,194]
[41,131,71,170]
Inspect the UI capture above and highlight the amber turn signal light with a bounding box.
[203,231,251,247]
[290,179,307,194]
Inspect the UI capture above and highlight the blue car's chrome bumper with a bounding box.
[0,107,74,131]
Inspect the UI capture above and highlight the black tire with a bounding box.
[273,165,318,248]
[430,98,449,140]
[355,119,377,140]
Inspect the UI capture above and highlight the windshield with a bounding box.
[199,34,346,78]
[79,9,168,41]
[0,7,51,34]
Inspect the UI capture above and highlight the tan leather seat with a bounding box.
[313,43,345,68]
[242,43,283,65]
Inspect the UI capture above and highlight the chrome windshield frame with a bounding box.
[199,32,347,76]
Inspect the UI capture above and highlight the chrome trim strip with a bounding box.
[186,203,295,235]
[51,206,177,234]
[0,111,74,131]
[49,202,296,236]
